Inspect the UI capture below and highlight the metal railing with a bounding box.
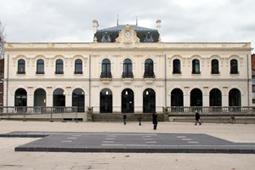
[0,106,77,114]
[0,106,81,122]
[165,106,255,116]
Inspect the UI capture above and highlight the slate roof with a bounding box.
[94,25,160,43]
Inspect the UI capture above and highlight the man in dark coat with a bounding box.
[123,114,127,125]
[195,110,202,125]
[152,112,158,130]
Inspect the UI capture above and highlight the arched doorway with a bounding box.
[34,88,46,112]
[121,88,134,113]
[72,88,85,112]
[15,88,27,112]
[209,88,222,111]
[209,88,222,106]
[229,88,241,111]
[100,88,112,113]
[143,88,155,113]
[171,88,183,112]
[190,88,203,107]
[53,88,65,112]
[34,88,46,107]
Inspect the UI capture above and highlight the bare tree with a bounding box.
[0,21,5,58]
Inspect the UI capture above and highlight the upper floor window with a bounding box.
[17,59,25,74]
[74,59,83,74]
[55,59,63,74]
[192,59,200,74]
[230,59,238,74]
[144,58,155,78]
[101,58,112,78]
[36,59,44,74]
[173,59,181,74]
[101,33,111,42]
[144,32,154,42]
[252,85,255,92]
[122,58,133,78]
[211,59,219,74]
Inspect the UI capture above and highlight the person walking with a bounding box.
[195,110,202,125]
[152,112,158,130]
[123,114,127,125]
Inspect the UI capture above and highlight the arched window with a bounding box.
[15,88,27,112]
[34,88,46,107]
[229,88,241,111]
[173,59,181,74]
[74,59,83,74]
[144,59,154,78]
[121,88,134,113]
[100,88,112,113]
[36,59,44,74]
[15,88,27,107]
[72,88,85,112]
[122,58,133,78]
[55,59,63,74]
[101,59,112,78]
[143,88,156,113]
[209,88,222,107]
[190,88,203,107]
[211,59,219,74]
[53,88,65,112]
[230,59,238,74]
[17,59,25,74]
[192,59,200,74]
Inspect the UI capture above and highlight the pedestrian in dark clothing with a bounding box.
[152,112,158,130]
[123,114,127,125]
[195,110,202,125]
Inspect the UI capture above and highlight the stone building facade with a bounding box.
[0,58,3,106]
[3,24,253,113]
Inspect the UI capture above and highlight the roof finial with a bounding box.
[117,14,119,26]
[136,16,138,26]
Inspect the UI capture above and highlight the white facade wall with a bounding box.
[3,41,252,112]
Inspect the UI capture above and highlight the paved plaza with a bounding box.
[1,120,255,169]
[1,131,255,153]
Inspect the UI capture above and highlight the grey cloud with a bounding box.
[0,0,254,50]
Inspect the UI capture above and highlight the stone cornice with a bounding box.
[6,78,250,82]
[5,42,252,52]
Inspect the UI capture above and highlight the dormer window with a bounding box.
[101,33,111,42]
[144,32,154,42]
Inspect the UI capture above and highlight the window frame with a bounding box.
[55,59,64,74]
[230,59,239,74]
[192,59,200,74]
[211,59,219,74]
[74,59,83,74]
[173,59,181,74]
[36,59,45,74]
[17,59,26,74]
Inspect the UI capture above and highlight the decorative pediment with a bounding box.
[115,25,140,44]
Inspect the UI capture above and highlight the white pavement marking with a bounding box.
[67,137,77,140]
[177,136,187,138]
[187,141,199,144]
[143,138,154,140]
[61,140,73,143]
[105,138,115,140]
[146,141,157,144]
[181,138,192,141]
[102,140,115,143]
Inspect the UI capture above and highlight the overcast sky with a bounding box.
[0,0,254,48]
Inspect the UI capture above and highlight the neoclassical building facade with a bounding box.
[3,24,253,113]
